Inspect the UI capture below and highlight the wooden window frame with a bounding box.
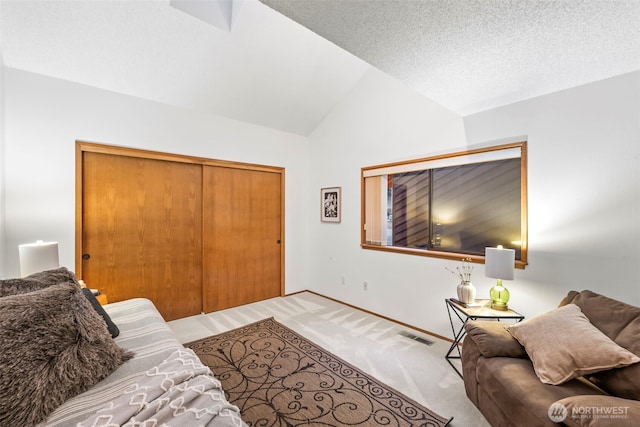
[360,141,528,269]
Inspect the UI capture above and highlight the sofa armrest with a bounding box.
[461,320,527,409]
[556,395,640,427]
[464,320,527,358]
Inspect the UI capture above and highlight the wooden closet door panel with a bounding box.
[82,152,202,321]
[203,166,282,312]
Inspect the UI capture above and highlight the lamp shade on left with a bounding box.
[19,241,59,277]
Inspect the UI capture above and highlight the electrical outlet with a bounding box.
[363,281,368,291]
[341,276,345,285]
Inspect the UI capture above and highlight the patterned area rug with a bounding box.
[186,317,452,427]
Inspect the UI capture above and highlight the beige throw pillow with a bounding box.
[506,304,640,385]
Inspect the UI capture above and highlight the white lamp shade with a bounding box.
[19,241,59,277]
[485,246,515,280]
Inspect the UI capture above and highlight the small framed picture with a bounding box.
[320,187,341,223]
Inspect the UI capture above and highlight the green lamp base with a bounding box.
[490,279,510,311]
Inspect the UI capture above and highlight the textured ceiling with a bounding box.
[261,0,640,115]
[1,0,639,136]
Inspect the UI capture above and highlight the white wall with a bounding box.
[3,68,311,292]
[307,68,469,338]
[464,71,640,316]
[4,65,639,340]
[308,69,640,339]
[0,55,6,277]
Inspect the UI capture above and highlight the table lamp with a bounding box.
[18,240,59,277]
[485,245,515,311]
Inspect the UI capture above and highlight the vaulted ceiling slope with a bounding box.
[1,1,639,137]
[0,0,369,136]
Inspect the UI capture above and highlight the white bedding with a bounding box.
[40,298,246,427]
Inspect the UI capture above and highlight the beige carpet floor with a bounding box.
[168,291,490,427]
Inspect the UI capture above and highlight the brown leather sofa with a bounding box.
[461,290,640,426]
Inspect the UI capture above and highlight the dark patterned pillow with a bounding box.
[82,287,120,338]
[0,283,134,426]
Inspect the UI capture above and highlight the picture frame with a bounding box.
[320,187,341,223]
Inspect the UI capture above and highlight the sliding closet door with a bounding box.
[202,166,283,312]
[81,152,203,321]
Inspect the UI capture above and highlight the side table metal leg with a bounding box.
[444,301,467,378]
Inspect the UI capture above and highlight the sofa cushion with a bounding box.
[0,283,133,427]
[464,320,527,358]
[560,290,640,400]
[41,298,186,426]
[506,304,640,385]
[476,356,605,427]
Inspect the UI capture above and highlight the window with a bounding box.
[361,142,527,267]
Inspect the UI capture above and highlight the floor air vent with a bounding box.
[398,331,435,346]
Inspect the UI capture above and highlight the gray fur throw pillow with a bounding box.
[0,266,80,296]
[0,282,134,426]
[0,267,121,338]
